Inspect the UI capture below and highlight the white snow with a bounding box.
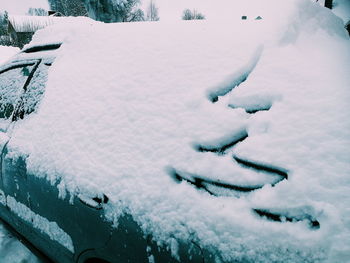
[6,195,75,252]
[0,46,19,65]
[1,0,349,262]
[8,15,93,33]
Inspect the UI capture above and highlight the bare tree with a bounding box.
[117,0,144,22]
[182,9,205,20]
[193,9,205,20]
[27,8,48,16]
[182,9,192,20]
[146,0,159,21]
[125,8,145,22]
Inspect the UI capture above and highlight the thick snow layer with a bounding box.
[8,15,93,33]
[3,0,350,262]
[0,46,19,65]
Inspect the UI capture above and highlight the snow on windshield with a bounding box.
[0,46,19,65]
[6,0,350,262]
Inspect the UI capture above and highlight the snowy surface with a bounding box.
[1,0,350,262]
[8,15,56,33]
[8,15,93,33]
[0,46,19,65]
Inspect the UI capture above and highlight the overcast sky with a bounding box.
[1,0,49,15]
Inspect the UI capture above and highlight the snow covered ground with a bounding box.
[1,0,350,262]
[0,223,41,263]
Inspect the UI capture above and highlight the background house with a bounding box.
[7,15,57,48]
[6,14,90,48]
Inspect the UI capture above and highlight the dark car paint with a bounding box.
[0,51,211,263]
[1,155,208,263]
[77,214,205,263]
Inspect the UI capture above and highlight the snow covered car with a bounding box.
[0,44,211,263]
[0,2,350,262]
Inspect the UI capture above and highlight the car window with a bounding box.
[0,64,34,130]
[14,63,51,119]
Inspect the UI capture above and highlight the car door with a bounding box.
[2,58,113,263]
[0,58,75,262]
[0,61,38,212]
[1,58,52,206]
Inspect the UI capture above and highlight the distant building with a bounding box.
[6,15,88,48]
[7,15,57,48]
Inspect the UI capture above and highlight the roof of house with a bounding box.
[8,15,82,33]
